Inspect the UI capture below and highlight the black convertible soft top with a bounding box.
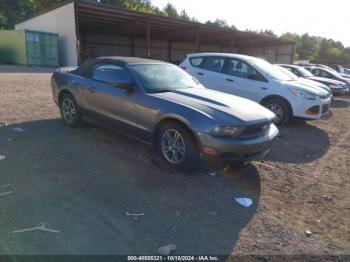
[73,56,168,76]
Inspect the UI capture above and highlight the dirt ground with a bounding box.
[0,66,349,258]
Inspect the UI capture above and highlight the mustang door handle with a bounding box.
[197,72,204,76]
[225,78,234,82]
[261,86,268,90]
[88,87,96,93]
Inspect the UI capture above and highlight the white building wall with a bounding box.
[15,2,78,66]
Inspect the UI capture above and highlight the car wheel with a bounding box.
[263,98,291,126]
[158,123,199,171]
[60,93,82,127]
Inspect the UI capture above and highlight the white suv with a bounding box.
[180,53,331,125]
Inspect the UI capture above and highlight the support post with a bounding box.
[146,18,151,58]
[195,27,200,52]
[291,42,296,64]
[168,40,172,62]
[131,37,135,57]
[74,2,81,64]
[275,42,280,63]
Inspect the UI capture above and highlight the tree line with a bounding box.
[1,0,349,62]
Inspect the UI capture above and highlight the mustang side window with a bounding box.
[92,64,131,85]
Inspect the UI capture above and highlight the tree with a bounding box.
[179,10,190,21]
[0,0,34,29]
[341,47,350,60]
[163,3,178,18]
[259,29,277,37]
[281,32,300,42]
[246,29,277,37]
[0,13,7,29]
[206,18,228,27]
[205,18,236,29]
[30,0,68,12]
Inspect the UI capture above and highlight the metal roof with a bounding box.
[17,0,294,49]
[75,0,294,48]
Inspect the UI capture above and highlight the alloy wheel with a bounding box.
[62,98,76,124]
[266,102,284,122]
[161,129,186,164]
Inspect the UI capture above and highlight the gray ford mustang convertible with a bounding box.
[52,57,279,170]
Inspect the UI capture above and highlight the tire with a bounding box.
[263,98,291,126]
[60,93,82,127]
[158,122,199,171]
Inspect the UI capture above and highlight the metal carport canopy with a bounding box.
[75,0,294,55]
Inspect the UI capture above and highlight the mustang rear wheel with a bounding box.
[158,122,199,171]
[60,93,82,127]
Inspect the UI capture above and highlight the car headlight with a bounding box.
[210,125,240,137]
[289,88,317,100]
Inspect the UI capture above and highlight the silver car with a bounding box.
[51,57,279,170]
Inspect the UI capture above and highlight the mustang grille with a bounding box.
[240,122,270,138]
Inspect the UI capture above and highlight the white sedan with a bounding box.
[180,53,331,125]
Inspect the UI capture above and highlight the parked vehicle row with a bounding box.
[180,53,331,126]
[51,54,347,170]
[275,65,332,94]
[298,63,350,79]
[278,64,349,95]
[303,65,350,88]
[330,64,350,78]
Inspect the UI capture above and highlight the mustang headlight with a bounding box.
[289,88,317,100]
[210,125,240,137]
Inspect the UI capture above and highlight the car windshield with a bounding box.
[275,66,299,80]
[251,58,294,81]
[132,63,200,93]
[296,67,314,77]
[323,68,343,78]
[337,65,345,74]
[322,65,339,74]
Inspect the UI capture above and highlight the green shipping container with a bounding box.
[0,30,59,67]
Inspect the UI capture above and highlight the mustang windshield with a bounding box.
[132,64,199,93]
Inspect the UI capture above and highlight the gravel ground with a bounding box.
[0,66,349,258]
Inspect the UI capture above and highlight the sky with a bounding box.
[151,0,350,47]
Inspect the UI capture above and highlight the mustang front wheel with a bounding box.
[158,122,198,171]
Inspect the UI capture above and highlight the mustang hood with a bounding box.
[152,88,276,125]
